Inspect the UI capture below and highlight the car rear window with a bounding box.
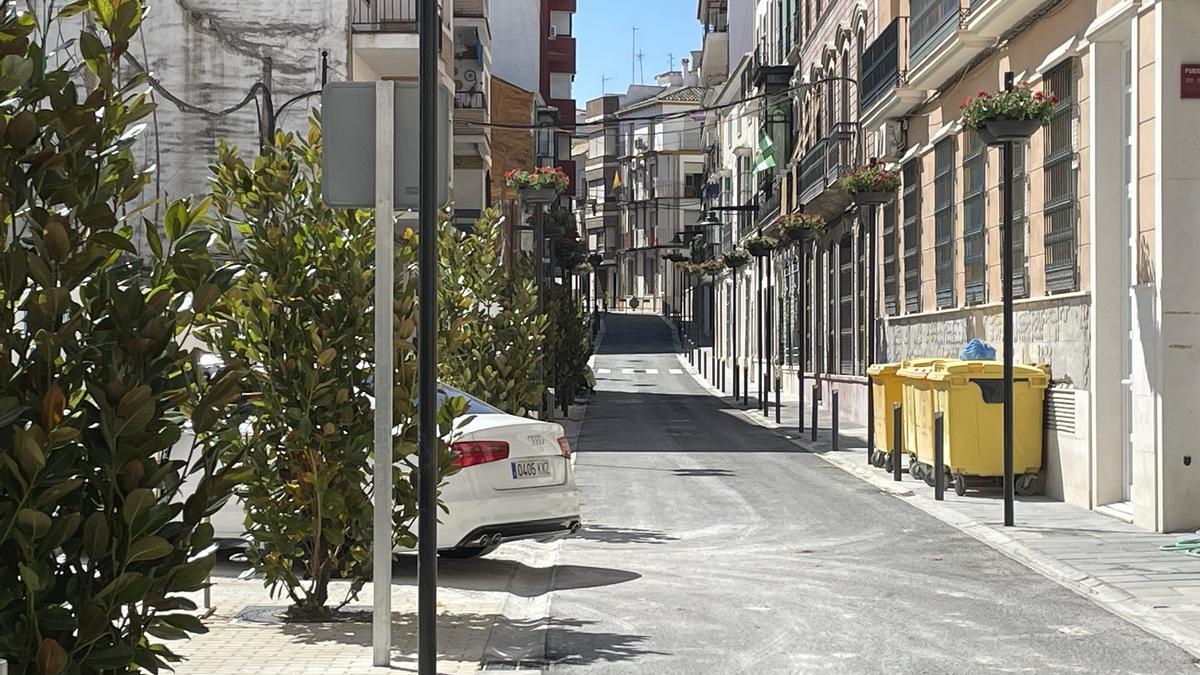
[438,386,503,415]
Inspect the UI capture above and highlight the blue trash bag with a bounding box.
[959,338,996,360]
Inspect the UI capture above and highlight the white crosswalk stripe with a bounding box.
[622,368,635,374]
[645,369,659,375]
[669,369,684,375]
[597,368,611,374]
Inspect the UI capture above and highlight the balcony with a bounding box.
[547,35,576,74]
[860,18,927,127]
[751,45,791,90]
[906,0,994,92]
[964,0,1051,40]
[453,91,489,153]
[454,0,487,19]
[755,173,780,228]
[351,0,418,33]
[798,122,856,220]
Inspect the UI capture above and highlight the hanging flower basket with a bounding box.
[508,166,570,202]
[960,82,1056,146]
[722,249,751,270]
[841,165,900,205]
[745,235,779,258]
[699,259,725,276]
[777,213,826,244]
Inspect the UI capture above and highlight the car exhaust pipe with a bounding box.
[569,521,582,535]
[490,533,503,547]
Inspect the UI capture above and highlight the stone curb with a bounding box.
[675,351,1200,661]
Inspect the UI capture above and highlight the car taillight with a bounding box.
[451,440,510,468]
[557,437,571,458]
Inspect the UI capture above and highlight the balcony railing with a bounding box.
[798,122,856,204]
[967,0,998,16]
[351,0,418,33]
[909,0,964,65]
[454,90,487,109]
[861,18,903,111]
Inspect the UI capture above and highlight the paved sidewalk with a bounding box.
[678,350,1200,660]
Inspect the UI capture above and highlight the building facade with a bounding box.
[695,0,1200,533]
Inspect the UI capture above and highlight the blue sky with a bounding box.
[574,0,701,105]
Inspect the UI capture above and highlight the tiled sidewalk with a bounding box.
[679,350,1200,659]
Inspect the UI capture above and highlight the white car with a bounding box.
[174,376,581,559]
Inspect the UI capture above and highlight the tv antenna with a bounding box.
[601,73,613,94]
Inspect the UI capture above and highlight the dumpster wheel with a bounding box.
[1015,473,1040,496]
[884,453,894,474]
[871,450,885,468]
[909,458,924,481]
[953,474,967,497]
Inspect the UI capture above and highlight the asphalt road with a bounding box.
[540,312,1196,674]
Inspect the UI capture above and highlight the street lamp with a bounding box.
[520,186,557,419]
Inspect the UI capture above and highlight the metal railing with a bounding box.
[798,122,856,204]
[861,17,904,110]
[351,0,418,32]
[909,0,965,65]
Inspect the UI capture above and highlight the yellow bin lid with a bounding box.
[927,360,1049,387]
[867,362,903,376]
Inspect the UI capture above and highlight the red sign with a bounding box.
[1182,64,1200,98]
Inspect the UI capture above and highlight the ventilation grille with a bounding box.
[1045,389,1077,434]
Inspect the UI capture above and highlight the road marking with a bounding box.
[644,369,659,375]
[597,368,611,374]
[669,369,684,375]
[621,368,635,374]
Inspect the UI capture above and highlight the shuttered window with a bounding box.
[1043,61,1077,292]
[934,139,955,307]
[902,160,921,313]
[963,131,986,303]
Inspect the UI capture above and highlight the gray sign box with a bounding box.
[321,81,450,209]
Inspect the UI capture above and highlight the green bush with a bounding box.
[546,292,591,413]
[438,211,546,415]
[202,119,461,620]
[0,1,247,671]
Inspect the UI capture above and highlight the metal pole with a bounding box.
[892,403,902,482]
[799,246,805,433]
[832,390,839,451]
[764,250,772,417]
[321,50,330,87]
[535,204,546,417]
[1002,71,1016,527]
[810,384,818,442]
[417,1,440,670]
[755,254,762,412]
[866,206,876,466]
[935,411,945,501]
[732,272,739,399]
[371,80,395,667]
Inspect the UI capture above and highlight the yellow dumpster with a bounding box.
[895,358,952,478]
[920,360,1049,496]
[866,363,903,467]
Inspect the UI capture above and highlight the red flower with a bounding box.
[1050,95,1059,104]
[960,96,973,110]
[1033,91,1044,100]
[977,90,990,98]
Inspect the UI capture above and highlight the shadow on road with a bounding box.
[575,525,680,545]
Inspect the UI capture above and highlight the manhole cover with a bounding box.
[230,605,372,625]
[480,660,551,671]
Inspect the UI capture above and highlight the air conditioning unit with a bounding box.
[634,138,647,150]
[873,121,903,161]
[549,25,558,39]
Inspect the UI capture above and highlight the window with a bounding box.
[549,11,572,37]
[883,200,899,315]
[587,179,604,204]
[780,250,798,366]
[1001,142,1029,298]
[1044,61,1077,292]
[902,160,921,312]
[962,131,986,303]
[550,73,572,101]
[838,233,853,374]
[933,138,955,308]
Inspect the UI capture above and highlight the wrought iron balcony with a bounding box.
[798,122,856,216]
[861,18,903,111]
[909,0,966,66]
[454,90,487,109]
[351,0,418,33]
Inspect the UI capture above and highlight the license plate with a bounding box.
[511,459,552,480]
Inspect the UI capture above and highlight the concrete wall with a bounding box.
[135,0,345,212]
[490,0,542,92]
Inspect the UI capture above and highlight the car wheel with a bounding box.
[439,544,500,560]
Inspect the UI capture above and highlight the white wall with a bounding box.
[730,0,756,60]
[490,0,542,93]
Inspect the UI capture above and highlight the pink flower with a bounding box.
[977,90,990,98]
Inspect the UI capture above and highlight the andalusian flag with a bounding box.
[753,128,777,174]
[612,171,622,190]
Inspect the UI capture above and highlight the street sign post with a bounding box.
[319,40,448,672]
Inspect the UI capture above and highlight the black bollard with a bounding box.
[775,376,781,424]
[798,371,805,434]
[892,403,902,482]
[935,411,945,501]
[832,390,839,452]
[743,367,749,407]
[810,385,818,442]
[866,374,874,466]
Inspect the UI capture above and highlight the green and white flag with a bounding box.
[753,128,776,174]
